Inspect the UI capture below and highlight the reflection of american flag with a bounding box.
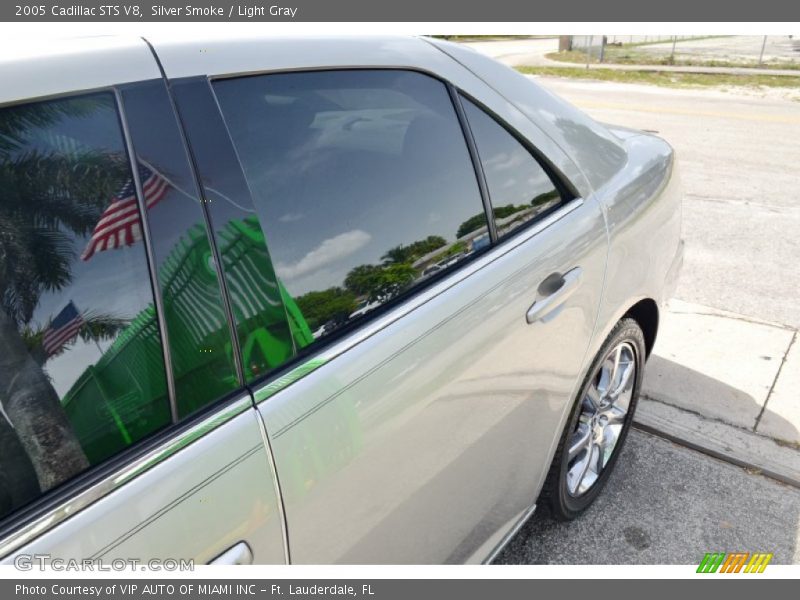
[43,301,84,357]
[80,164,169,261]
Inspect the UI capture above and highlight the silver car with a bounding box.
[0,35,683,565]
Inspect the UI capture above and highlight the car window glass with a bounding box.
[170,78,297,386]
[213,70,488,348]
[0,93,171,520]
[460,96,562,238]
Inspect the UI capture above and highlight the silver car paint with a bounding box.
[2,401,286,564]
[255,197,607,564]
[0,37,160,107]
[0,35,682,565]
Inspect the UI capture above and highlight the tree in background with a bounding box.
[381,235,447,265]
[295,287,358,332]
[457,204,534,238]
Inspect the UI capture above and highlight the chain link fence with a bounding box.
[558,35,799,68]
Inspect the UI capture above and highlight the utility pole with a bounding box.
[759,35,767,66]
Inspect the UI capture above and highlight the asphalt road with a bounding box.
[530,76,800,329]
[496,429,800,564]
[464,38,559,67]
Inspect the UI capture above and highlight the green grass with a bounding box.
[545,48,800,71]
[516,66,800,90]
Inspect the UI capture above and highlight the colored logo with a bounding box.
[697,552,773,573]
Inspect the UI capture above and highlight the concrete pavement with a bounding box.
[637,299,800,485]
[462,38,559,67]
[643,300,795,435]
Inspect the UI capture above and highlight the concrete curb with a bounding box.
[634,398,800,488]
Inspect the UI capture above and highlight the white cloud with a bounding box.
[275,229,371,280]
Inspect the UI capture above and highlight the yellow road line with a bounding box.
[574,101,800,125]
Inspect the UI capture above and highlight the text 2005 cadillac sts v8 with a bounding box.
[0,35,682,564]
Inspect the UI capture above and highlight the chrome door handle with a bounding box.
[209,541,254,565]
[526,267,583,324]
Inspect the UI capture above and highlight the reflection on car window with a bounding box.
[121,81,243,416]
[460,95,563,238]
[168,78,298,386]
[213,70,488,347]
[0,94,171,519]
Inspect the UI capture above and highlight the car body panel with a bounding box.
[0,37,160,106]
[590,131,682,357]
[1,402,286,564]
[256,197,607,563]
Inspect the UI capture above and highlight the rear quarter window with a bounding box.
[460,95,564,239]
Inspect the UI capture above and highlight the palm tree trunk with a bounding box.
[0,309,89,492]
[0,414,40,514]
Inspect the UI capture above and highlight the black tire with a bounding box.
[539,317,646,521]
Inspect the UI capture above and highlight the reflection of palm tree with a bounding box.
[0,98,130,504]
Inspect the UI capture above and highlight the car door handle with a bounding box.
[209,541,254,565]
[526,267,583,324]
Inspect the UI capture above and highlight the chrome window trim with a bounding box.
[252,197,585,404]
[0,394,252,559]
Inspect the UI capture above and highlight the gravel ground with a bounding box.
[635,35,800,66]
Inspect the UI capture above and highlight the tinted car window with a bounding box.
[0,93,170,519]
[460,96,562,238]
[121,80,243,416]
[170,78,297,386]
[213,70,488,347]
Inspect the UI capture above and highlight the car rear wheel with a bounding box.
[540,318,646,520]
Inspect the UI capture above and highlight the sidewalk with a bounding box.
[637,299,800,487]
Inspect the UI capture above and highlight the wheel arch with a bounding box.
[622,298,659,359]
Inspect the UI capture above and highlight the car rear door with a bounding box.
[0,38,286,566]
[163,42,609,562]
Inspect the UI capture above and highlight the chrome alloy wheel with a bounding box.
[566,342,637,497]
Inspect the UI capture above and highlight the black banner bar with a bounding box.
[2,0,800,22]
[5,579,800,600]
